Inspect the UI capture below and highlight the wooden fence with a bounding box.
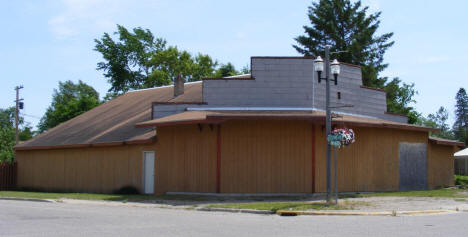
[0,162,17,190]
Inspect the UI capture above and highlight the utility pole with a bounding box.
[15,85,24,145]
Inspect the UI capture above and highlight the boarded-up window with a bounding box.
[399,142,427,191]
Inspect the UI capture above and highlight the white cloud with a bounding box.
[48,0,133,40]
[418,56,451,64]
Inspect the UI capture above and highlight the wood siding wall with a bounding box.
[427,143,454,189]
[0,162,17,190]
[155,124,217,194]
[16,144,153,193]
[314,126,428,193]
[16,120,455,194]
[220,120,313,193]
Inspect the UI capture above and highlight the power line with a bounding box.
[21,113,41,119]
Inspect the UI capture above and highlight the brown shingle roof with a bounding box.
[15,82,203,150]
[429,136,465,147]
[135,110,438,133]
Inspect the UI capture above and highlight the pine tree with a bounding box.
[454,88,468,141]
[294,0,423,123]
[293,0,394,88]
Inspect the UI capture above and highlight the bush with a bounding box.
[113,185,140,195]
[455,175,468,186]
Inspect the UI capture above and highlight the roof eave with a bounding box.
[13,137,156,151]
[134,114,438,133]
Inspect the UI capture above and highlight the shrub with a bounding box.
[113,185,140,195]
[454,175,468,186]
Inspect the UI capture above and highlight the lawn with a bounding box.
[1,185,467,212]
[342,188,468,199]
[206,201,352,212]
[0,191,217,202]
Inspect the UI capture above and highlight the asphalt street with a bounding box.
[1,199,468,237]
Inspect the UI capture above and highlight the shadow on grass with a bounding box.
[206,201,351,212]
[0,190,320,206]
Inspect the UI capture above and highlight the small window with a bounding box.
[337,92,341,100]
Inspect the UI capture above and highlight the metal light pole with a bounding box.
[324,46,332,203]
[313,45,340,203]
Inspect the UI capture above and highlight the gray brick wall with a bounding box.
[202,57,406,123]
[152,57,407,123]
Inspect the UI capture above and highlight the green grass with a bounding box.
[340,188,468,199]
[0,191,217,202]
[455,175,468,186]
[206,201,354,212]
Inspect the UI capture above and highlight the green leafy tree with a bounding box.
[0,127,15,162]
[38,80,100,133]
[453,88,468,142]
[214,63,238,77]
[384,78,419,124]
[95,25,218,95]
[0,107,15,128]
[418,106,453,139]
[458,127,468,147]
[240,64,251,74]
[94,25,166,93]
[0,107,34,162]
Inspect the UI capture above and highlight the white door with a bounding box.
[143,151,155,194]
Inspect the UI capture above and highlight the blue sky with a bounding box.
[1,0,467,128]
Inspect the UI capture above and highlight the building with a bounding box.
[14,57,464,194]
[455,148,468,175]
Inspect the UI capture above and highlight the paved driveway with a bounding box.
[1,199,468,237]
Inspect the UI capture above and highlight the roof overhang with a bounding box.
[429,137,465,147]
[13,137,155,151]
[135,110,438,133]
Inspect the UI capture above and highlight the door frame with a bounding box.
[142,151,155,194]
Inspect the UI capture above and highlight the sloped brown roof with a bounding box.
[15,82,203,150]
[135,110,438,133]
[429,136,465,147]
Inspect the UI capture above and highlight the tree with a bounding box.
[95,25,218,95]
[384,78,419,124]
[0,107,33,162]
[418,106,453,139]
[240,64,251,74]
[0,127,15,162]
[294,0,394,88]
[294,0,422,123]
[458,127,468,147]
[214,63,238,77]
[453,88,468,141]
[38,80,100,133]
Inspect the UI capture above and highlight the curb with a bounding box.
[0,197,55,203]
[196,207,275,215]
[276,209,457,216]
[2,197,464,216]
[277,210,392,216]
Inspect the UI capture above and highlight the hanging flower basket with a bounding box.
[327,128,355,148]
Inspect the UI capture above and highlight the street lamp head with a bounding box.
[314,56,324,72]
[331,59,340,75]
